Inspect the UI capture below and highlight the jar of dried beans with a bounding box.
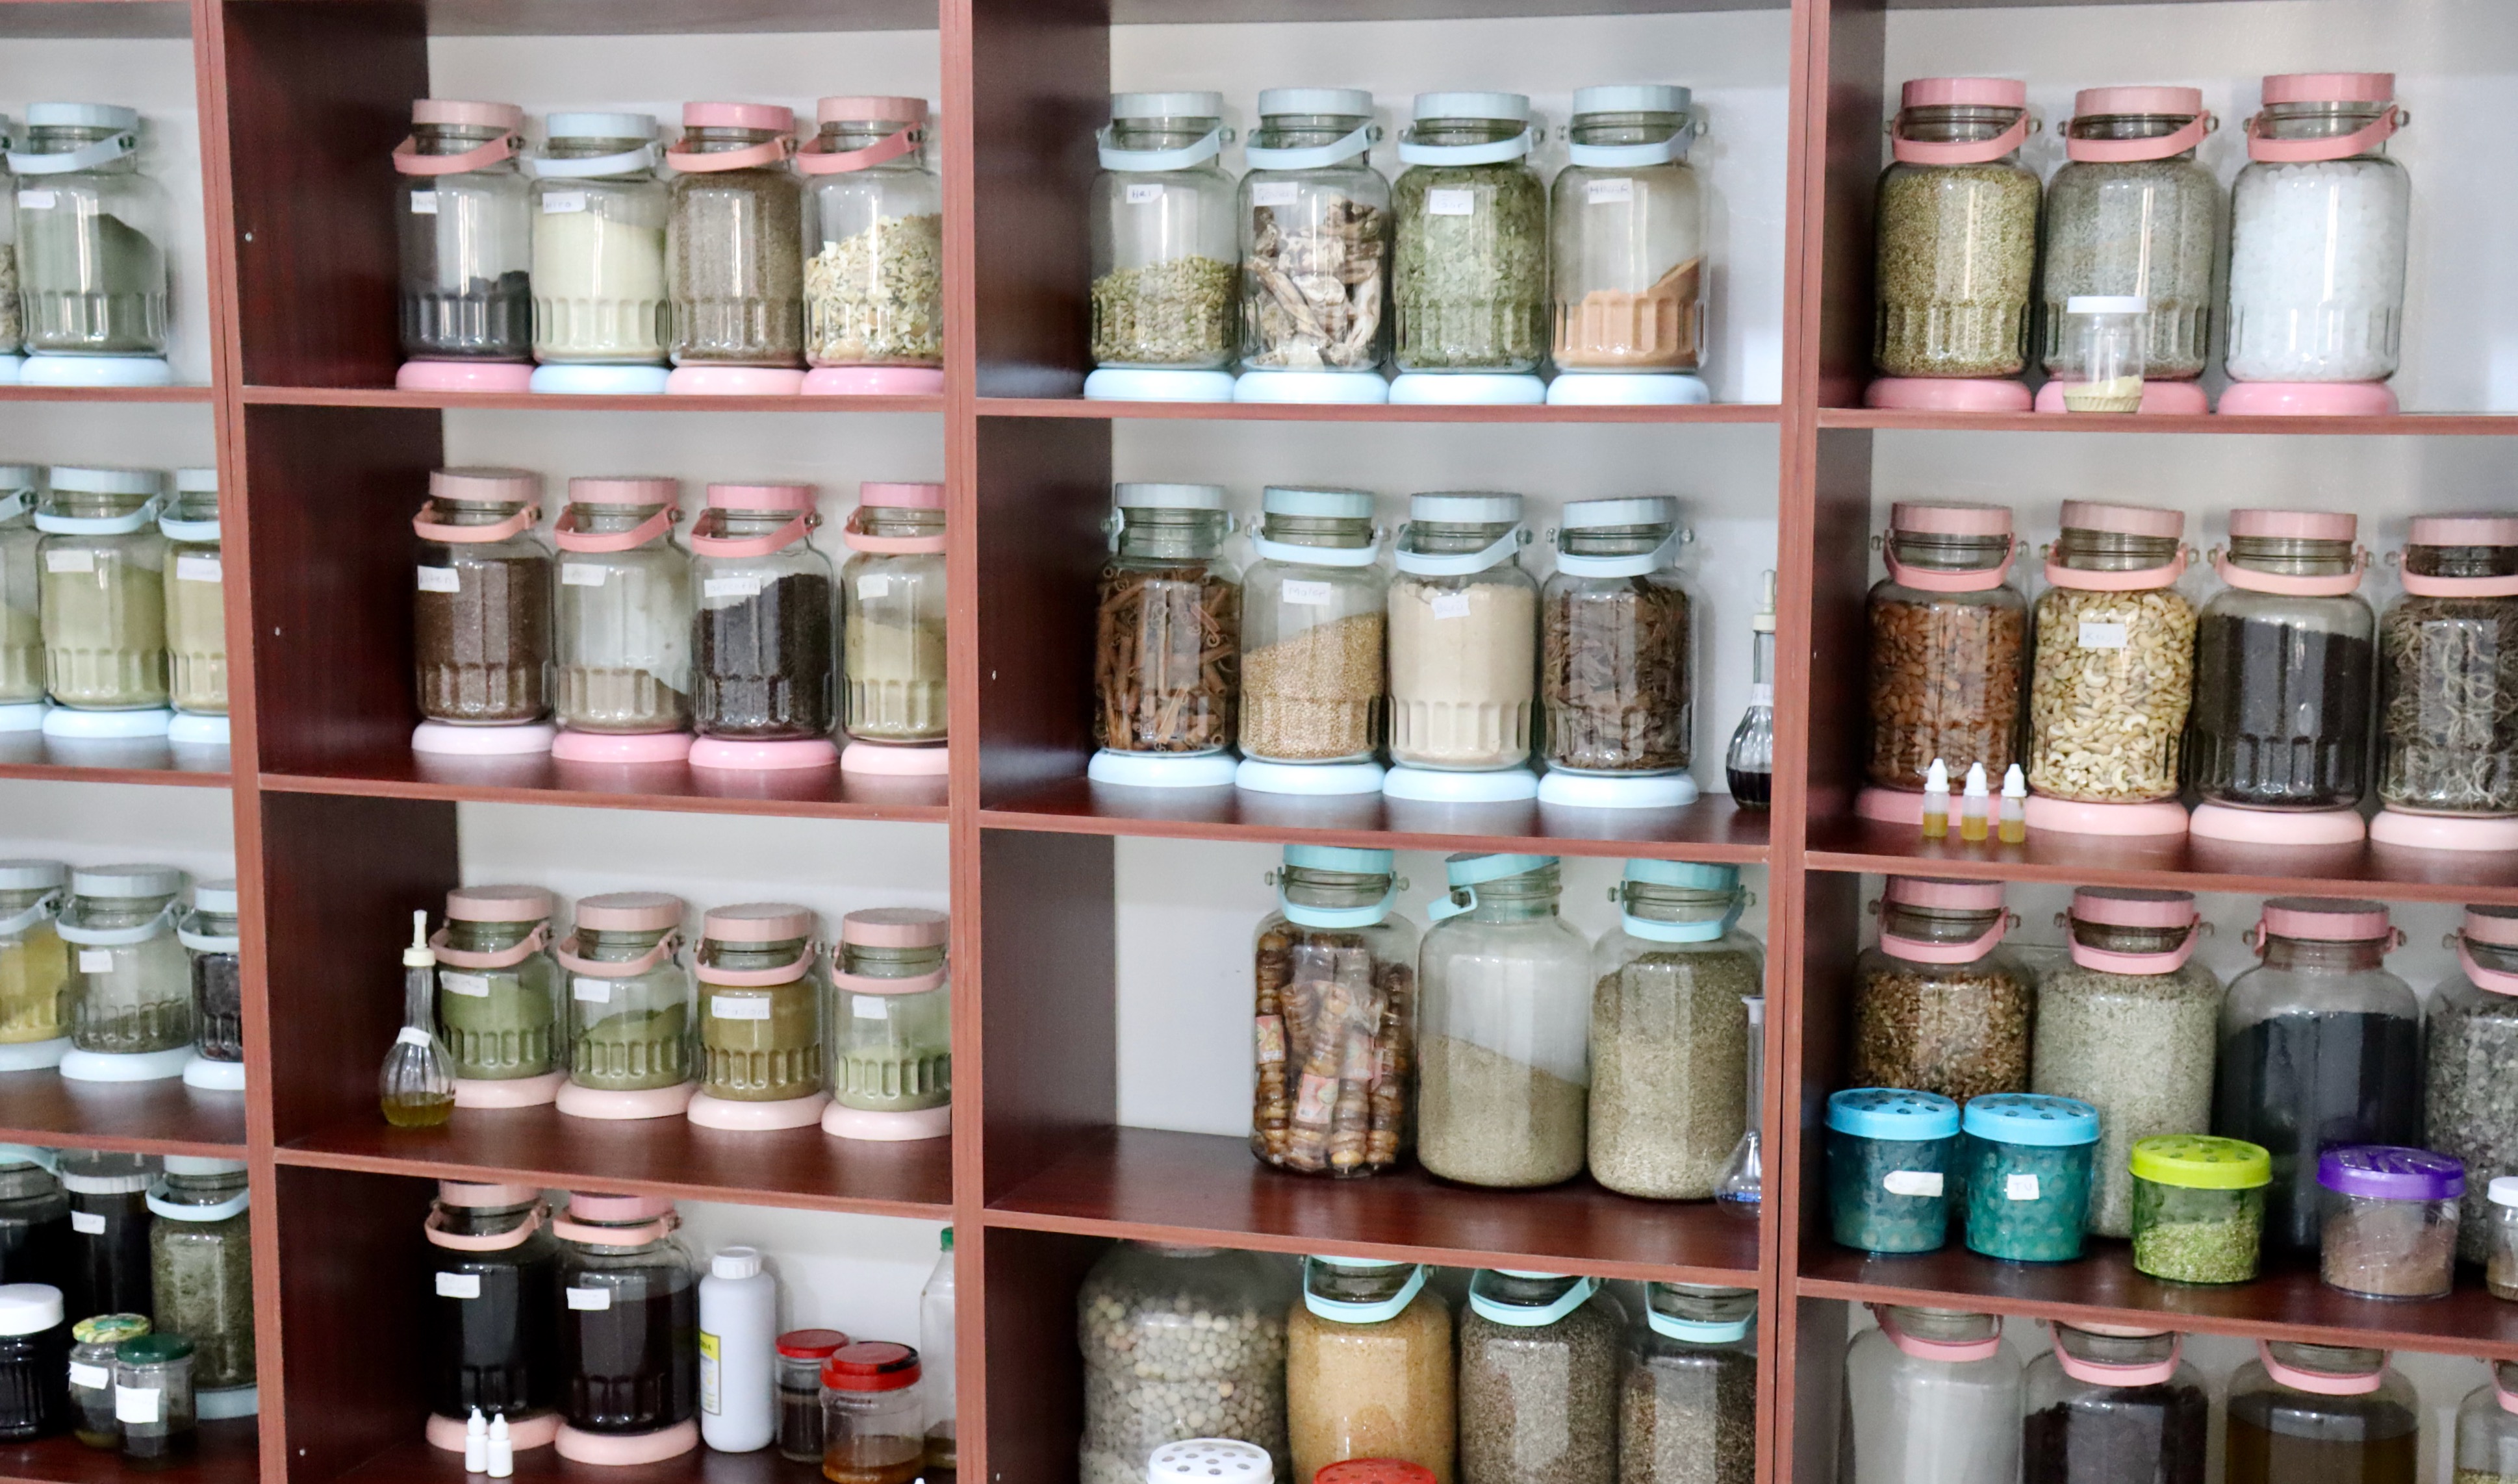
[1872,79,2038,388]
[552,477,692,746]
[800,97,943,388]
[1090,94,1238,380]
[1456,1272,1620,1484]
[1238,90,1390,383]
[1417,855,1591,1188]
[1238,486,1384,785]
[2427,906,2518,1263]
[665,103,805,379]
[1386,492,1534,786]
[1251,846,1416,1179]
[1540,497,1692,796]
[2039,88,2221,386]
[1850,876,2029,1105]
[1392,94,1545,376]
[688,483,835,755]
[1550,86,1705,378]
[2025,501,2194,824]
[1286,1257,1452,1483]
[2317,1145,2460,1300]
[1589,861,1759,1201]
[394,101,530,371]
[1091,484,1238,774]
[1075,1242,1291,1484]
[1863,501,2023,801]
[413,468,548,731]
[2372,516,2518,848]
[1620,1283,1755,1484]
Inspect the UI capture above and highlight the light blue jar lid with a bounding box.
[1624,859,1738,892]
[1285,845,1394,875]
[1827,1088,1959,1141]
[1447,853,1555,887]
[1962,1093,2100,1147]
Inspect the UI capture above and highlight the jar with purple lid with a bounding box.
[2317,1146,2461,1300]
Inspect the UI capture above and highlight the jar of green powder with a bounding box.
[553,892,694,1121]
[2128,1135,2270,1285]
[146,1157,252,1402]
[8,105,170,360]
[434,884,562,1103]
[826,907,949,1141]
[691,901,827,1127]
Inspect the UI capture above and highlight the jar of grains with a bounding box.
[527,113,668,370]
[690,902,824,1113]
[1957,1093,2098,1263]
[1075,1242,1291,1484]
[1872,79,2038,381]
[1416,855,1592,1188]
[798,97,944,378]
[159,470,223,722]
[2026,501,2195,809]
[1093,483,1238,759]
[1250,846,1417,1179]
[2317,1145,2460,1300]
[2022,1324,2209,1484]
[1864,501,2024,794]
[2191,510,2374,815]
[826,907,951,1137]
[2215,898,2421,1255]
[1458,1271,1620,1484]
[433,885,561,1089]
[2039,88,2222,382]
[2225,75,2410,391]
[1540,497,1692,781]
[1549,86,1705,376]
[1850,876,2029,1105]
[1842,1307,2019,1484]
[1388,492,1534,773]
[1825,1088,1960,1254]
[665,103,804,371]
[689,483,835,744]
[552,477,692,740]
[2491,1179,2518,1302]
[37,468,168,712]
[2376,516,2518,829]
[839,482,948,748]
[1620,1284,1755,1484]
[1392,93,1546,375]
[2456,1363,2518,1484]
[1238,486,1383,770]
[1285,1257,1452,1484]
[555,892,693,1116]
[2430,907,2518,1263]
[2224,1344,2416,1484]
[1091,94,1238,374]
[1588,860,1758,1200]
[147,1157,251,1394]
[2128,1135,2270,1285]
[412,468,550,727]
[2031,887,2221,1238]
[0,468,38,712]
[394,100,529,366]
[12,105,173,359]
[0,861,68,1064]
[1238,90,1390,378]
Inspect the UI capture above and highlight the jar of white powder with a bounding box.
[1384,491,1537,801]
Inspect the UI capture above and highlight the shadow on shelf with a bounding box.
[0,1421,258,1484]
[0,1072,246,1156]
[0,736,228,788]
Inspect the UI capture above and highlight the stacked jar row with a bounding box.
[0,104,179,385]
[0,862,238,1088]
[1078,1243,1755,1484]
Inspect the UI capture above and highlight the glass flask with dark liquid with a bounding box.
[2224,1342,2417,1484]
[426,1181,559,1451]
[553,1192,698,1459]
[58,1150,155,1321]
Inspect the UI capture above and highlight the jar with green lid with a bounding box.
[59,864,190,1081]
[689,902,828,1129]
[665,103,805,373]
[1456,1270,1621,1484]
[551,477,691,743]
[1826,1088,1960,1253]
[1392,92,1545,375]
[1621,1284,1756,1484]
[147,1157,251,1402]
[414,467,551,731]
[433,885,561,1103]
[111,1332,193,1461]
[1286,1256,1452,1484]
[1238,486,1384,779]
[0,468,44,714]
[554,892,694,1120]
[69,1312,147,1448]
[839,482,947,753]
[0,861,70,1069]
[36,468,167,713]
[177,880,242,1089]
[159,469,223,729]
[2128,1135,2270,1284]
[1873,79,2038,383]
[1251,846,1418,1178]
[1589,860,1759,1200]
[1418,855,1592,1188]
[1957,1094,2097,1262]
[11,104,172,360]
[826,907,950,1141]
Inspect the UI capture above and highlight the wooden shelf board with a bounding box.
[0,384,207,403]
[1819,407,2518,436]
[0,1422,259,1484]
[1113,0,1783,18]
[978,396,1781,425]
[342,1437,823,1484]
[279,1107,952,1219]
[239,386,943,415]
[0,750,229,789]
[986,1127,1762,1283]
[259,755,947,824]
[0,1072,247,1157]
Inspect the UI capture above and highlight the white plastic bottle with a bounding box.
[698,1245,778,1452]
[921,1227,957,1481]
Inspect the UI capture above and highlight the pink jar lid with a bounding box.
[1901,77,2027,109]
[2262,72,2394,105]
[446,883,553,922]
[861,481,945,510]
[2071,886,2195,927]
[705,901,817,942]
[438,1179,540,1207]
[842,906,949,948]
[819,95,928,125]
[2408,514,2518,547]
[707,482,815,512]
[1884,876,2003,912]
[566,1192,674,1222]
[685,101,795,132]
[568,476,680,507]
[413,99,524,131]
[2464,906,2518,948]
[1890,501,2011,536]
[2229,509,2354,541]
[2074,86,2204,118]
[431,467,540,503]
[2260,896,2391,943]
[2058,500,2183,539]
[574,891,685,932]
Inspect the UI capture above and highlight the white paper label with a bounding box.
[541,190,588,214]
[1586,177,1635,205]
[175,555,223,583]
[16,190,55,210]
[71,1211,105,1235]
[437,1272,482,1300]
[1251,181,1298,208]
[710,994,772,1021]
[2078,620,2129,650]
[560,564,607,588]
[68,1362,108,1390]
[566,1287,611,1311]
[1430,592,1473,620]
[853,994,890,1020]
[441,972,491,999]
[1280,579,1333,607]
[78,949,113,974]
[115,1385,160,1424]
[396,1025,433,1047]
[2005,1172,2042,1201]
[704,575,761,599]
[1881,1169,1944,1198]
[858,574,892,599]
[409,190,439,215]
[45,550,95,575]
[416,565,461,594]
[1125,182,1164,205]
[572,977,612,1003]
[1426,188,1475,216]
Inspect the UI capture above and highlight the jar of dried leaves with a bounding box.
[1874,78,2039,381]
[1241,485,1384,766]
[1251,846,1418,1179]
[1542,497,1692,778]
[2424,906,2518,1263]
[1851,875,2030,1105]
[2377,516,2518,821]
[1590,861,1759,1201]
[1393,93,1546,374]
[1091,93,1238,371]
[1864,501,2023,793]
[1240,90,1390,377]
[798,96,943,372]
[1620,1285,1757,1484]
[1551,86,1707,375]
[1094,483,1238,757]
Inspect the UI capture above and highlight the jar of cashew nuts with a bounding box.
[2027,501,2196,805]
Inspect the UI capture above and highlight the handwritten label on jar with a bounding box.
[115,1385,161,1424]
[1430,592,1473,620]
[1125,183,1164,205]
[709,994,770,1021]
[437,1272,482,1300]
[704,575,761,599]
[441,972,491,998]
[1426,188,1475,216]
[175,555,222,583]
[416,566,461,593]
[409,190,439,215]
[1881,1169,1944,1198]
[2077,621,2129,650]
[1280,579,1332,607]
[78,950,113,974]
[1586,178,1635,205]
[71,1211,105,1235]
[541,191,588,215]
[560,564,607,588]
[68,1363,108,1390]
[852,995,889,1020]
[2005,1172,2041,1201]
[572,977,612,1003]
[1251,182,1298,208]
[858,574,892,599]
[45,550,95,574]
[566,1287,612,1311]
[16,191,55,210]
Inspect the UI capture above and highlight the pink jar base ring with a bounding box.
[2189,801,2367,845]
[802,365,946,396]
[688,1090,830,1130]
[552,729,693,765]
[181,1053,245,1092]
[823,1101,952,1142]
[2369,810,2518,853]
[453,1070,567,1109]
[397,360,535,393]
[554,1420,699,1466]
[1864,377,2033,412]
[2217,381,2398,418]
[841,740,949,776]
[1856,786,1927,825]
[2033,379,2210,416]
[689,736,840,772]
[430,1412,561,1452]
[554,1081,696,1121]
[2023,795,2189,837]
[666,365,806,396]
[413,720,557,756]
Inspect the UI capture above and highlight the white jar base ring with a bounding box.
[413,720,557,756]
[0,702,47,733]
[430,1411,561,1452]
[196,1385,258,1420]
[841,740,949,776]
[166,712,230,747]
[823,1102,951,1142]
[60,1046,193,1083]
[45,707,172,740]
[21,355,173,388]
[453,1070,567,1109]
[2033,379,2209,416]
[2189,801,2367,845]
[0,355,20,384]
[803,365,945,396]
[687,736,839,771]
[689,1090,830,1130]
[555,1081,696,1120]
[1864,377,2031,413]
[551,729,691,765]
[2217,381,2398,417]
[1388,371,1546,405]
[529,364,670,396]
[2370,811,2518,852]
[1084,367,1235,401]
[0,1038,70,1073]
[2022,795,2189,837]
[666,366,806,396]
[555,1420,698,1466]
[1233,370,1389,404]
[1235,757,1385,796]
[1088,749,1237,789]
[181,1053,245,1091]
[1537,770,1700,809]
[1545,372,1712,407]
[1383,765,1540,803]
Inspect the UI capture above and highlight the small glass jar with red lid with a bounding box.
[821,1341,922,1484]
[777,1328,848,1463]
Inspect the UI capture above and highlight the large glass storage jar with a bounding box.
[425,1180,558,1430]
[1285,1257,1451,1484]
[665,103,804,370]
[2130,1135,2270,1285]
[820,1341,922,1484]
[2039,88,2221,381]
[558,893,693,1103]
[693,903,823,1105]
[2031,887,2221,1237]
[1094,483,1238,759]
[2317,1145,2460,1300]
[829,907,950,1127]
[1621,1284,1754,1484]
[1457,1271,1620,1484]
[1827,1088,1959,1254]
[413,468,550,727]
[395,101,529,365]
[111,1333,191,1461]
[1957,1094,2098,1263]
[0,468,38,707]
[529,113,668,368]
[2022,1324,2208,1484]
[840,482,947,746]
[2193,510,2374,811]
[1417,855,1592,1188]
[2428,905,2518,1262]
[800,97,943,375]
[434,885,559,1085]
[0,136,17,356]
[1850,876,2029,1104]
[552,1193,696,1438]
[0,1151,68,1296]
[59,1150,151,1320]
[1843,1307,2018,1484]
[1388,492,1534,772]
[2226,75,2409,387]
[2215,898,2421,1254]
[1589,860,1758,1200]
[61,866,188,1059]
[70,1312,146,1449]
[1091,93,1236,373]
[2456,1363,2518,1484]
[2378,516,2518,818]
[1873,79,2037,381]
[1238,90,1388,376]
[159,470,222,720]
[2497,1179,2518,1301]
[1551,85,1705,375]
[2026,502,2195,805]
[10,105,171,358]
[1251,846,1416,1178]
[2224,1344,2415,1484]
[37,468,167,711]
[1240,486,1382,767]
[553,477,690,736]
[1393,93,1544,375]
[178,881,240,1070]
[1542,497,1691,779]
[1076,1242,1292,1484]
[689,483,833,742]
[146,1158,250,1394]
[0,862,68,1061]
[1864,501,2023,792]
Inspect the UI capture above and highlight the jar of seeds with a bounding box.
[1873,79,2039,381]
[1238,486,1384,769]
[1619,1284,1755,1484]
[1091,93,1238,373]
[1457,1271,1621,1484]
[798,97,943,376]
[2376,516,2518,822]
[665,103,804,371]
[2428,906,2518,1263]
[2026,501,2195,806]
[1588,861,1759,1201]
[1249,847,1417,1179]
[1076,1242,1292,1484]
[412,468,550,727]
[1851,877,2029,1105]
[2039,88,2221,382]
[1864,501,2024,793]
[2191,509,2374,813]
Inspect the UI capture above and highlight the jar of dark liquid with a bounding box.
[2192,510,2374,812]
[0,1149,71,1298]
[0,1283,68,1438]
[2224,1342,2415,1484]
[777,1329,848,1463]
[112,1333,193,1463]
[69,1312,146,1448]
[147,1158,253,1400]
[821,1341,922,1484]
[553,1192,697,1457]
[2022,1323,2207,1484]
[177,881,242,1078]
[689,483,835,742]
[413,468,552,727]
[59,1149,155,1320]
[426,1181,558,1447]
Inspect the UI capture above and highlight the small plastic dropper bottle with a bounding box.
[1920,759,1950,838]
[2000,764,2028,843]
[1960,762,1990,842]
[379,909,456,1127]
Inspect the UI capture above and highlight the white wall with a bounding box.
[0,777,236,887]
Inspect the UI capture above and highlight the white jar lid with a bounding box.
[72,864,184,899]
[0,1284,62,1337]
[1114,482,1226,510]
[49,466,162,496]
[1414,91,1529,123]
[1262,485,1373,520]
[1149,1440,1271,1484]
[27,103,138,132]
[1257,88,1373,119]
[173,468,218,494]
[61,1169,153,1195]
[1561,496,1677,530]
[192,879,238,914]
[0,861,67,892]
[2066,296,2148,314]
[162,1155,246,1176]
[711,1245,763,1280]
[2491,1176,2518,1209]
[1573,84,1691,116]
[546,111,657,140]
[1410,490,1521,523]
[1111,92,1224,121]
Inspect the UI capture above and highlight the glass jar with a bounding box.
[10,105,171,358]
[1456,1271,1620,1484]
[178,881,241,1069]
[2378,516,2518,816]
[2431,907,2518,1263]
[553,478,691,736]
[111,1333,192,1462]
[413,468,550,726]
[559,894,690,1099]
[1393,93,1545,375]
[1850,876,2029,1103]
[1617,1285,1754,1484]
[2224,1343,2415,1484]
[690,483,835,742]
[1388,492,1534,772]
[2022,1324,2208,1484]
[0,861,68,1057]
[1874,79,2038,381]
[666,103,804,371]
[2039,88,2221,381]
[59,1150,153,1320]
[1075,1242,1292,1484]
[2458,1362,2518,1484]
[1091,93,1237,373]
[800,97,943,373]
[919,1232,952,1484]
[2130,1135,2270,1285]
[0,1152,68,1298]
[1864,502,2024,791]
[159,470,222,718]
[1589,861,1759,1200]
[1251,847,1417,1178]
[1551,86,1705,375]
[1542,498,1691,777]
[777,1329,848,1463]
[37,467,168,711]
[2226,75,2409,386]
[395,100,529,364]
[694,903,824,1104]
[829,907,950,1120]
[1286,1257,1451,1484]
[1844,1307,2018,1484]
[0,468,38,706]
[61,865,190,1057]
[2026,502,2195,804]
[821,1341,921,1484]
[2031,887,2221,1237]
[1240,486,1382,766]
[69,1313,146,1449]
[1957,1093,2098,1262]
[553,1192,696,1436]
[529,112,668,368]
[0,123,17,355]
[2316,1145,2460,1300]
[146,1157,250,1392]
[1826,1088,1959,1253]
[840,482,947,746]
[2493,1178,2518,1301]
[2215,898,2421,1254]
[2193,511,2374,811]
[2056,297,2146,409]
[1239,90,1389,376]
[433,885,559,1083]
[426,1180,558,1427]
[1417,855,1592,1188]
[1094,483,1238,757]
